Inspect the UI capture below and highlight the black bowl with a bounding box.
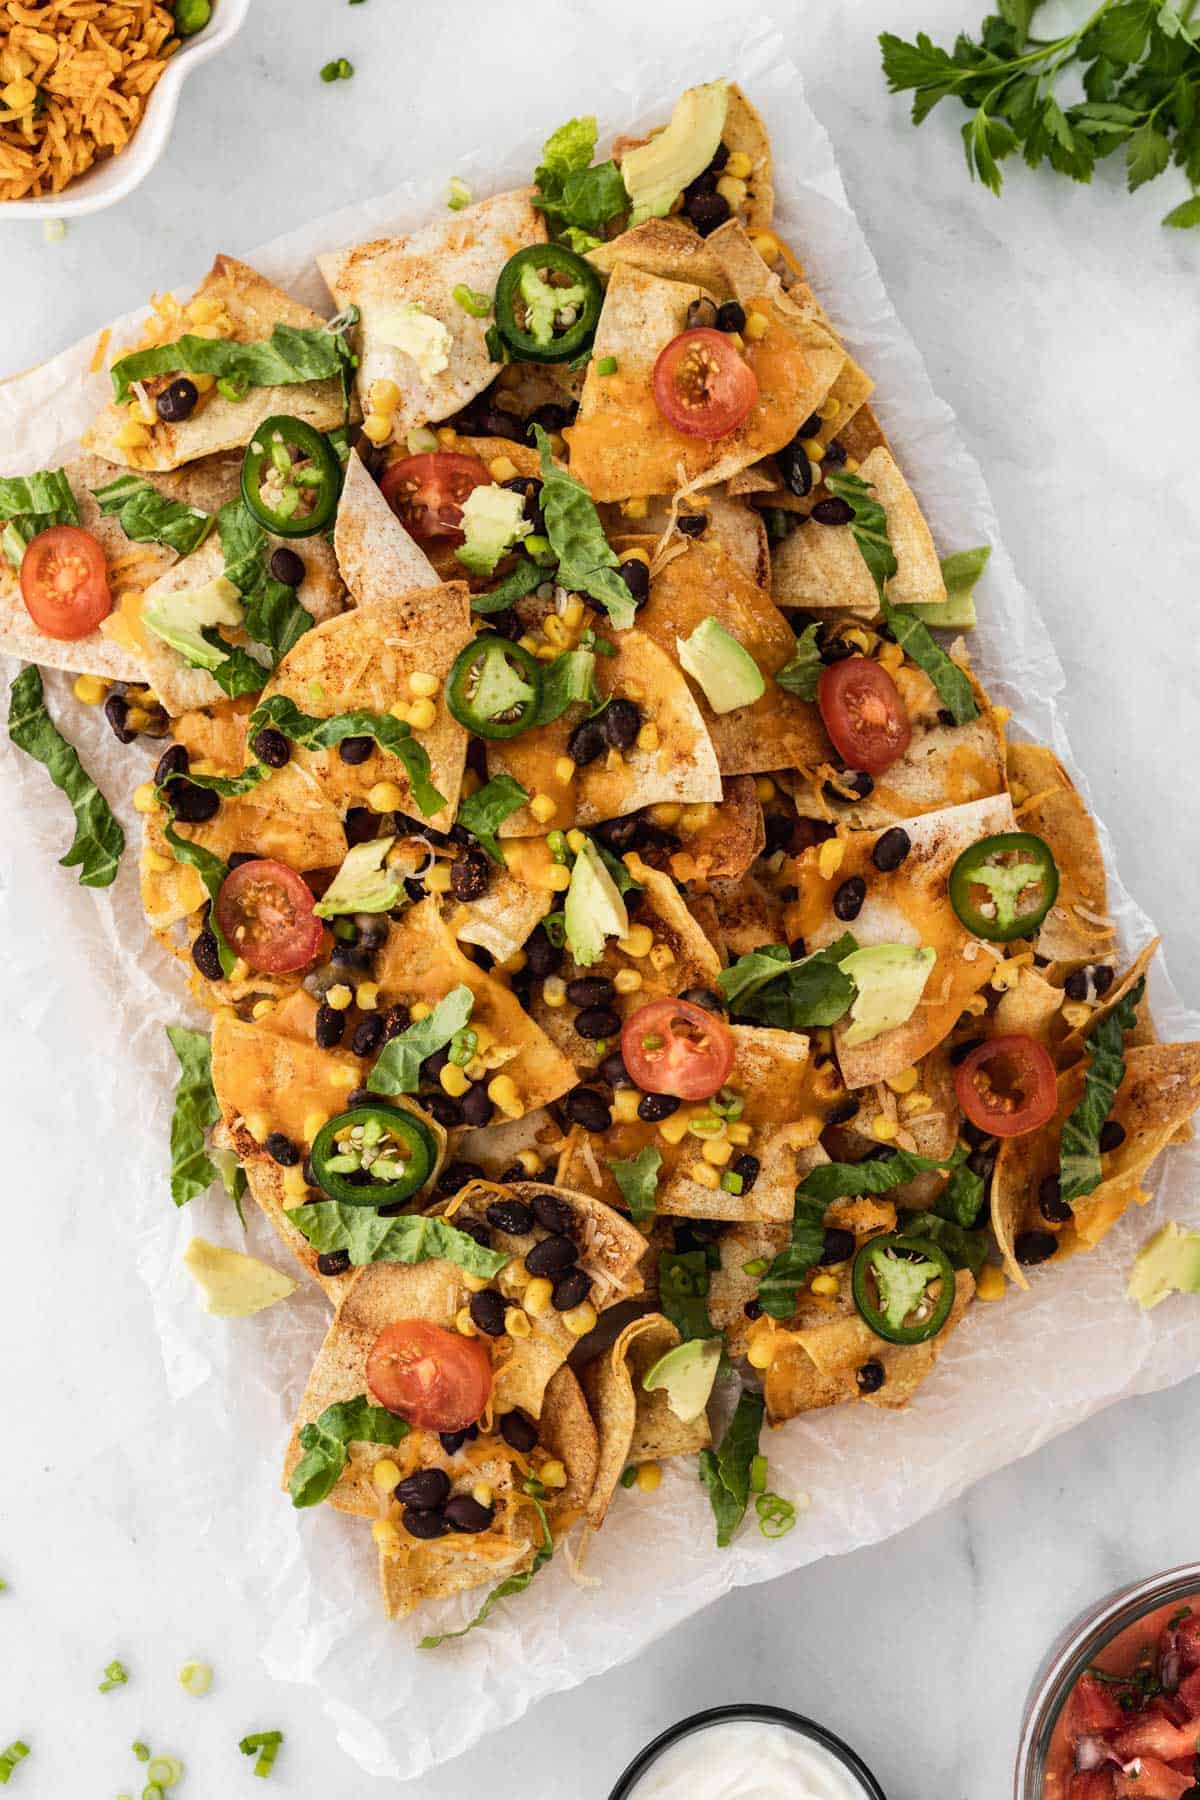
[607,1703,888,1799]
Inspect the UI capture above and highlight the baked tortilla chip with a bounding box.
[703,872,785,958]
[488,628,721,834]
[770,447,946,613]
[582,1315,710,1527]
[1008,742,1116,968]
[721,84,774,230]
[992,1042,1200,1286]
[444,866,552,967]
[783,793,1018,1087]
[607,490,770,588]
[318,189,546,438]
[1056,940,1158,1063]
[334,450,438,601]
[454,1108,568,1181]
[85,256,349,472]
[662,775,765,884]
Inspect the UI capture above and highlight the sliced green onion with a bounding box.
[407,426,439,454]
[741,1256,767,1276]
[446,176,471,211]
[619,1466,638,1489]
[142,1786,163,1800]
[756,1491,797,1539]
[320,57,353,81]
[132,1743,151,1763]
[452,283,492,319]
[43,218,66,244]
[596,355,618,376]
[546,829,569,865]
[721,1172,745,1195]
[239,1731,283,1778]
[0,1578,7,1592]
[448,1026,478,1068]
[99,1659,129,1693]
[0,1741,29,1785]
[749,1453,768,1495]
[179,1659,213,1697]
[146,1755,182,1786]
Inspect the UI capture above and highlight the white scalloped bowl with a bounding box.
[2,0,252,219]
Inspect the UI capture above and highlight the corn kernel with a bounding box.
[440,1063,470,1097]
[187,295,223,326]
[524,1277,554,1317]
[330,1065,357,1090]
[754,776,776,803]
[371,1520,402,1553]
[436,426,458,447]
[325,983,353,1011]
[799,437,824,462]
[407,696,437,732]
[389,700,412,724]
[229,957,249,984]
[373,1457,402,1492]
[486,453,519,484]
[872,1114,898,1141]
[631,721,658,756]
[612,1087,641,1123]
[746,1331,775,1370]
[688,1161,720,1189]
[529,792,557,824]
[187,371,216,394]
[963,993,989,1016]
[498,949,527,973]
[562,1301,597,1338]
[559,828,584,858]
[622,496,649,520]
[901,1092,933,1116]
[251,998,274,1019]
[72,673,108,706]
[517,633,540,656]
[555,757,577,786]
[542,975,567,1008]
[362,414,392,445]
[370,378,401,415]
[724,149,754,180]
[659,1109,694,1146]
[743,309,770,342]
[810,1273,839,1297]
[750,229,779,260]
[649,803,683,827]
[534,643,558,663]
[886,1067,919,1095]
[544,862,571,892]
[621,546,651,568]
[818,396,841,422]
[975,1264,1007,1303]
[505,1308,531,1338]
[425,862,453,893]
[818,836,845,880]
[368,780,404,812]
[488,1074,523,1118]
[514,1149,541,1177]
[407,670,439,699]
[613,967,643,995]
[726,331,745,351]
[1062,1000,1092,1029]
[409,1001,432,1021]
[606,746,625,772]
[144,851,172,874]
[702,1137,734,1167]
[542,614,570,649]
[562,595,585,630]
[726,1121,753,1147]
[115,419,151,450]
[455,1307,477,1336]
[680,803,713,834]
[716,174,748,207]
[843,456,860,475]
[539,1458,568,1489]
[302,1111,329,1142]
[282,1166,308,1199]
[472,1482,494,1508]
[635,1461,662,1493]
[648,942,675,973]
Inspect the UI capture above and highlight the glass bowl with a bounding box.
[608,1702,888,1799]
[1014,1560,1200,1797]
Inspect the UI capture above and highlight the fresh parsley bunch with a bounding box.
[881,0,1200,227]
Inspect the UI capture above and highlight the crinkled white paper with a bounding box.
[3,16,1199,1783]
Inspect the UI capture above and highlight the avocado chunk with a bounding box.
[564,837,628,968]
[1127,1221,1200,1311]
[837,943,936,1048]
[455,484,532,577]
[375,301,452,383]
[918,547,992,631]
[642,1335,722,1423]
[623,80,730,226]
[676,616,765,715]
[142,573,246,669]
[313,837,403,919]
[183,1238,298,1318]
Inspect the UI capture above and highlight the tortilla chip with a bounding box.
[488,627,721,834]
[444,866,552,967]
[318,189,546,437]
[84,256,349,472]
[1008,743,1116,968]
[582,1314,710,1527]
[1056,940,1158,1064]
[992,1042,1200,1286]
[335,450,438,600]
[770,447,945,613]
[783,793,1018,1087]
[375,899,578,1115]
[995,963,1065,1043]
[606,491,770,588]
[704,872,785,957]
[455,1108,568,1181]
[721,84,774,230]
[662,776,765,884]
[257,583,473,833]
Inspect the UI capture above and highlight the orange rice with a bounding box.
[0,1,180,202]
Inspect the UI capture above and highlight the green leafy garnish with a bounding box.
[774,622,824,701]
[456,773,530,861]
[217,501,312,665]
[8,666,124,888]
[470,554,546,615]
[166,1026,224,1208]
[247,693,445,817]
[419,1485,553,1647]
[536,646,598,726]
[824,469,897,600]
[533,427,636,630]
[756,1190,829,1321]
[155,785,235,975]
[289,1398,411,1508]
[607,1146,662,1229]
[717,934,858,1031]
[897,1209,990,1273]
[238,1731,283,1778]
[286,1204,511,1275]
[658,1247,721,1342]
[111,312,357,403]
[698,1391,765,1547]
[1059,976,1145,1204]
[0,467,79,568]
[367,984,474,1095]
[91,472,213,558]
[533,115,629,239]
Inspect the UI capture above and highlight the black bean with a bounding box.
[824,769,875,806]
[592,815,641,855]
[344,806,377,847]
[618,558,650,607]
[824,1098,860,1128]
[437,1160,485,1197]
[486,1198,535,1237]
[856,1360,885,1395]
[961,1121,994,1151]
[337,735,373,766]
[317,1248,352,1278]
[469,1288,509,1337]
[402,1507,449,1541]
[711,298,746,333]
[269,546,305,587]
[500,1410,538,1454]
[763,812,795,854]
[1093,964,1115,996]
[422,1090,463,1128]
[732,1152,760,1194]
[315,1003,344,1049]
[450,851,490,902]
[443,1494,495,1534]
[251,727,290,769]
[156,376,198,423]
[564,1088,614,1139]
[456,1218,495,1251]
[154,743,188,786]
[531,1192,575,1238]
[382,1003,412,1039]
[937,709,957,728]
[501,476,545,533]
[191,928,223,982]
[686,190,731,235]
[872,827,911,873]
[1063,969,1088,1001]
[346,1086,384,1109]
[677,510,707,537]
[525,402,573,438]
[526,1234,576,1277]
[227,851,259,872]
[817,1227,856,1265]
[574,1005,620,1041]
[949,1036,985,1068]
[567,976,615,1009]
[1099,1119,1127,1153]
[567,716,607,766]
[775,435,814,498]
[264,1132,299,1167]
[396,1467,451,1509]
[967,1147,996,1184]
[811,497,855,526]
[686,295,719,329]
[833,876,866,922]
[524,925,562,978]
[350,1014,384,1058]
[1015,1229,1058,1266]
[744,1298,764,1321]
[1038,1174,1072,1223]
[602,697,642,750]
[637,1092,679,1123]
[822,438,848,468]
[799,412,822,438]
[481,405,523,438]
[679,986,725,1014]
[496,1163,526,1185]
[460,1082,494,1128]
[819,635,855,666]
[599,1047,633,1088]
[438,1424,478,1455]
[551,1267,592,1311]
[164,778,219,823]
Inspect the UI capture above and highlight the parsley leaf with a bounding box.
[1059,976,1145,1203]
[8,666,125,888]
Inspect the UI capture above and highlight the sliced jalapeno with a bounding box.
[310,1103,437,1208]
[445,635,543,739]
[850,1233,956,1346]
[949,830,1059,943]
[494,244,603,364]
[241,415,341,538]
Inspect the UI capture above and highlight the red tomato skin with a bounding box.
[1112,1755,1192,1799]
[366,1321,493,1432]
[817,656,912,777]
[620,997,736,1100]
[651,328,759,441]
[1070,1674,1126,1737]
[953,1034,1058,1138]
[380,452,490,545]
[19,525,111,640]
[214,858,323,975]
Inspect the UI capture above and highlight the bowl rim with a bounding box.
[1,0,253,218]
[606,1702,888,1799]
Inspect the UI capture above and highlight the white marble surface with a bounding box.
[2,1,1199,1795]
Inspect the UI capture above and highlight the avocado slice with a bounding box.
[183,1238,298,1318]
[142,573,246,669]
[837,943,936,1048]
[676,616,765,715]
[918,546,992,631]
[564,837,628,968]
[1127,1221,1200,1311]
[622,80,730,226]
[455,484,532,577]
[313,838,403,919]
[642,1335,722,1423]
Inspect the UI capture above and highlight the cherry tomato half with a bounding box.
[214,857,323,975]
[953,1033,1058,1139]
[19,525,111,640]
[652,327,759,442]
[380,452,490,546]
[621,997,736,1100]
[366,1320,494,1432]
[817,656,912,777]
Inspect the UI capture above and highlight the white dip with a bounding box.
[627,1719,872,1800]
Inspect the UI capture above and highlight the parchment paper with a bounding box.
[3,16,1199,1782]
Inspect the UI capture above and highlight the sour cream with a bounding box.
[626,1719,874,1800]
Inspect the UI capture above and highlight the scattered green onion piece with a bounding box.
[721,1172,745,1195]
[546,829,569,864]
[142,1786,163,1800]
[0,1742,29,1785]
[596,355,618,376]
[43,218,66,244]
[619,1466,638,1490]
[742,1256,768,1276]
[146,1755,182,1787]
[452,283,492,319]
[448,1027,478,1068]
[217,371,251,402]
[749,1454,768,1495]
[522,532,551,560]
[132,1743,151,1763]
[239,1731,283,1778]
[756,1491,797,1538]
[99,1659,129,1693]
[320,57,353,81]
[406,426,438,454]
[0,1578,7,1591]
[179,1659,213,1697]
[446,177,471,211]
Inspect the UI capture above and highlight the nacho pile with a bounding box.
[7,78,1198,1633]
